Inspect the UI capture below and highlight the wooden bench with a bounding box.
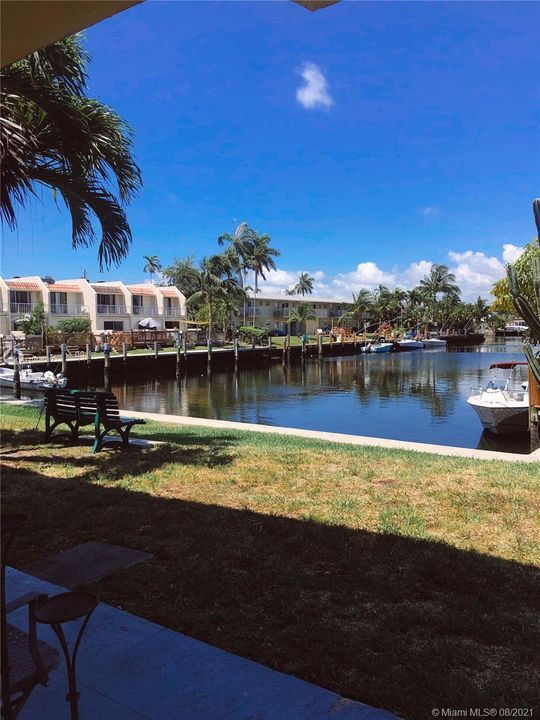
[44,389,146,452]
[91,392,146,453]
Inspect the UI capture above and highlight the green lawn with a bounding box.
[1,402,539,718]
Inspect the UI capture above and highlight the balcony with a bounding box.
[49,304,87,316]
[274,308,290,318]
[97,304,127,315]
[245,307,266,318]
[329,309,344,318]
[164,306,181,317]
[10,302,39,314]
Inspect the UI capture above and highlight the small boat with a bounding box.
[467,361,529,435]
[398,339,423,351]
[0,367,67,391]
[422,338,447,348]
[361,342,394,354]
[504,321,528,334]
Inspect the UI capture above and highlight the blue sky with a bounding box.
[2,0,539,299]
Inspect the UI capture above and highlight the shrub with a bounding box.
[237,326,268,345]
[54,318,92,333]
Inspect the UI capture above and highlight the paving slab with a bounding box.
[21,541,152,589]
[6,568,397,720]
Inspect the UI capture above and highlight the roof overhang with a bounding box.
[1,0,143,67]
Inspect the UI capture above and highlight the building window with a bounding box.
[50,291,67,314]
[10,290,31,313]
[165,321,179,329]
[132,295,143,314]
[103,321,123,331]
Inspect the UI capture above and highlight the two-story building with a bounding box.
[0,276,186,335]
[241,295,368,334]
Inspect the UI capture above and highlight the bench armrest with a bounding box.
[6,591,46,615]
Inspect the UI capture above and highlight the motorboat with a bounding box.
[0,367,67,391]
[504,320,528,334]
[398,339,423,351]
[467,361,529,435]
[361,342,394,354]
[422,338,447,348]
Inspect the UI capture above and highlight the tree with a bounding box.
[419,264,461,301]
[14,302,46,336]
[470,296,490,325]
[143,255,161,284]
[54,317,91,333]
[340,289,373,327]
[218,223,256,324]
[288,301,316,338]
[294,272,314,296]
[491,241,540,314]
[162,256,200,301]
[249,233,280,326]
[186,255,245,340]
[1,35,141,269]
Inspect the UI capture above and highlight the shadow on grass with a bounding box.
[2,459,539,720]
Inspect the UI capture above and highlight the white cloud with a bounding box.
[296,62,334,110]
[502,243,524,264]
[251,245,513,302]
[419,206,442,217]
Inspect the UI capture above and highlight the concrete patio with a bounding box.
[6,567,397,720]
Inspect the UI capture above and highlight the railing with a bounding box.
[132,306,146,315]
[164,306,181,316]
[49,304,87,316]
[315,309,330,318]
[97,304,127,315]
[10,302,39,314]
[329,309,344,318]
[245,307,266,318]
[273,309,290,318]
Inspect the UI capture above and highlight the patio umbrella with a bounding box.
[138,317,160,330]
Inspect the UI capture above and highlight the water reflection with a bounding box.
[111,342,529,453]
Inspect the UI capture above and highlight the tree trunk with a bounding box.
[252,271,258,326]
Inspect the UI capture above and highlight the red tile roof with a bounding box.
[5,280,40,290]
[91,285,124,294]
[127,286,156,296]
[160,288,179,297]
[47,284,81,292]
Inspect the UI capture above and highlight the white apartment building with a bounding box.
[0,276,186,335]
[242,295,368,334]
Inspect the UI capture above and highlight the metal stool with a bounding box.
[33,592,98,720]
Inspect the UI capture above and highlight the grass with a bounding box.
[1,402,539,718]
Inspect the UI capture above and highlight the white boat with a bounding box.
[422,338,447,348]
[0,367,67,391]
[467,361,529,435]
[504,321,528,334]
[398,339,423,351]
[361,342,394,354]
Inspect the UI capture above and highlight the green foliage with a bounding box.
[14,302,46,335]
[1,35,141,269]
[294,272,314,296]
[237,326,269,345]
[288,301,316,334]
[162,255,200,301]
[54,317,91,333]
[491,241,540,314]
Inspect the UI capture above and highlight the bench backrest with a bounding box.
[44,389,78,418]
[95,392,121,422]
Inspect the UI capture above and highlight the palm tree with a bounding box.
[218,223,255,324]
[340,289,373,327]
[294,272,315,296]
[186,255,245,340]
[1,35,141,269]
[470,296,490,326]
[419,264,461,322]
[249,233,280,326]
[283,288,296,296]
[288,302,316,339]
[143,255,162,284]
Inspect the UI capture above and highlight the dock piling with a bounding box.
[60,343,67,374]
[46,345,52,368]
[13,353,21,399]
[154,341,159,361]
[318,334,323,359]
[122,342,128,364]
[86,343,92,368]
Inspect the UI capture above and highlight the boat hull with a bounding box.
[467,396,529,435]
[422,339,447,348]
[398,340,423,351]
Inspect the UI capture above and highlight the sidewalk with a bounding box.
[6,568,397,720]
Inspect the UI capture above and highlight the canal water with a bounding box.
[112,341,532,454]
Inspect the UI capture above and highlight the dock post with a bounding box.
[46,345,53,368]
[60,343,67,374]
[176,344,182,379]
[86,343,92,368]
[301,335,306,359]
[13,352,21,399]
[251,336,256,351]
[234,337,239,365]
[154,341,159,361]
[0,335,3,362]
[122,342,128,374]
[103,344,110,390]
[207,338,212,373]
[318,333,323,360]
[183,331,188,360]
